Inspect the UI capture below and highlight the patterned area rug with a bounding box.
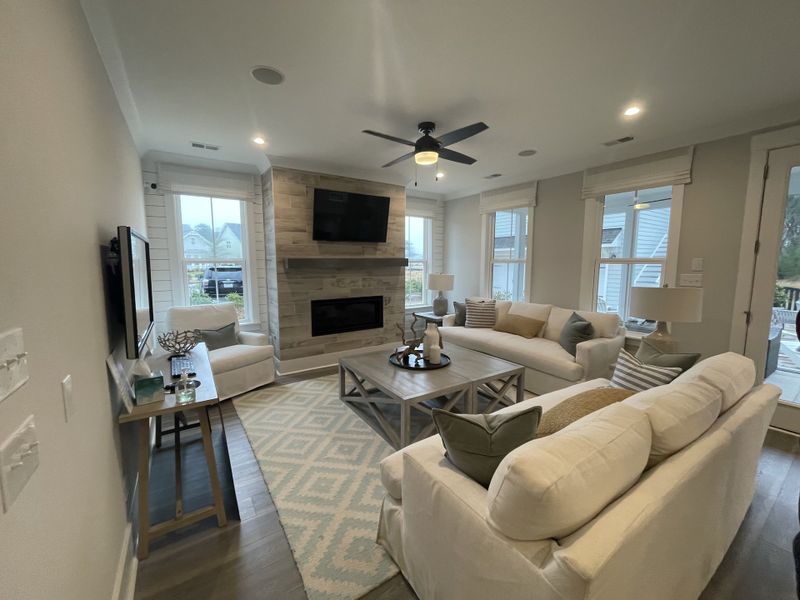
[233,374,398,600]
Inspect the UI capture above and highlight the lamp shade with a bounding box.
[428,273,454,291]
[629,287,703,323]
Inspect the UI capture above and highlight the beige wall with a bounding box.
[0,1,145,599]
[531,172,585,308]
[671,134,751,357]
[444,194,482,303]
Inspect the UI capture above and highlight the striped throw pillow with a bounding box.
[611,348,682,391]
[465,299,497,328]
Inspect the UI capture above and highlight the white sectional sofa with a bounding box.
[377,353,779,600]
[441,301,625,394]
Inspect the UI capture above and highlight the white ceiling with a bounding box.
[84,0,800,199]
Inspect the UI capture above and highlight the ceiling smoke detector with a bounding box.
[251,66,285,85]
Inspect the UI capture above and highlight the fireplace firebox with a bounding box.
[310,296,384,337]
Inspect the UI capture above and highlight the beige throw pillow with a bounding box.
[536,387,636,438]
[493,314,545,338]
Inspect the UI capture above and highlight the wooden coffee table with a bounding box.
[339,345,525,449]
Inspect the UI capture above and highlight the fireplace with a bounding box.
[310,296,384,337]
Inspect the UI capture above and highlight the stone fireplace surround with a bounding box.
[262,167,406,366]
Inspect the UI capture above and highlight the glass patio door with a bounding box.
[746,145,800,433]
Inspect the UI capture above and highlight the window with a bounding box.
[596,185,673,329]
[177,195,250,321]
[405,215,432,307]
[489,207,529,301]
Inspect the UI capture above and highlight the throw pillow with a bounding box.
[635,339,701,372]
[536,387,636,438]
[465,299,497,328]
[197,322,237,351]
[559,312,594,356]
[611,348,682,391]
[493,314,545,339]
[453,301,467,326]
[432,405,542,487]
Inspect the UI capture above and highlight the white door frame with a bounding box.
[730,125,800,367]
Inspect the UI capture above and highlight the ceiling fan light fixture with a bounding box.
[414,151,439,166]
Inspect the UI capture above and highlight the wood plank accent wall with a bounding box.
[262,167,406,361]
[142,168,269,336]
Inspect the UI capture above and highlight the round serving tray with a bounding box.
[389,352,451,370]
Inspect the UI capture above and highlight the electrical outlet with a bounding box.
[0,415,39,512]
[62,375,74,422]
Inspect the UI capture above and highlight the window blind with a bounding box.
[157,163,256,201]
[479,182,537,214]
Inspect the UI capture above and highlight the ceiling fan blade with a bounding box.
[382,151,415,168]
[437,122,489,147]
[363,129,415,147]
[438,148,476,165]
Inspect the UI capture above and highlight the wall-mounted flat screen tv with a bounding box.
[312,188,390,243]
[118,226,154,359]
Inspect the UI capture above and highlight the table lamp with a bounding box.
[428,273,455,316]
[629,286,703,352]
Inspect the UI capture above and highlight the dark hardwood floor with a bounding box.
[134,370,800,600]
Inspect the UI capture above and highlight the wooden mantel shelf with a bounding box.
[283,257,409,270]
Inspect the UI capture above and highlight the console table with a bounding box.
[118,343,229,559]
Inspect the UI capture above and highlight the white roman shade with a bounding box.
[157,163,256,201]
[480,182,537,214]
[581,146,694,199]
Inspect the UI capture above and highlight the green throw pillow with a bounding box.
[453,301,467,326]
[559,312,594,356]
[197,322,237,351]
[432,405,542,487]
[635,339,700,372]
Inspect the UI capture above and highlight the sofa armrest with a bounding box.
[442,314,456,327]
[575,334,625,380]
[237,331,270,346]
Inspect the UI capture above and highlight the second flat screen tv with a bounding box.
[312,188,390,243]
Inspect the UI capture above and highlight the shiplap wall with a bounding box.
[142,167,269,335]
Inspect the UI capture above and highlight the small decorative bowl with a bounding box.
[157,330,201,355]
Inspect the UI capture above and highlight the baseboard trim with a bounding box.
[276,342,398,375]
[112,521,138,600]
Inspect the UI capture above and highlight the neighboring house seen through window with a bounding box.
[405,215,432,308]
[596,185,673,330]
[177,194,250,321]
[489,207,529,301]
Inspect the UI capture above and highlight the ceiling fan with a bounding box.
[363,121,489,168]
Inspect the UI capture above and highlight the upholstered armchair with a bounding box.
[165,303,275,400]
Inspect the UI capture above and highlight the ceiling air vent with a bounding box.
[484,173,503,179]
[191,141,221,151]
[603,136,634,147]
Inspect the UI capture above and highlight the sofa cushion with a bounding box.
[508,303,552,336]
[209,343,274,372]
[673,352,756,412]
[536,387,635,438]
[441,327,584,381]
[466,299,497,328]
[165,302,240,335]
[559,312,594,356]
[487,403,651,540]
[493,314,545,339]
[636,339,700,372]
[432,405,542,487]
[610,348,682,391]
[543,306,620,341]
[624,381,722,466]
[197,321,238,351]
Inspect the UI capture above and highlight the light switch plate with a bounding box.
[691,258,704,272]
[62,374,74,422]
[680,273,704,287]
[0,415,39,512]
[0,328,29,403]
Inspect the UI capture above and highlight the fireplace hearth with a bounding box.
[310,296,384,337]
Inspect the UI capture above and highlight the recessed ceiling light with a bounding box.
[518,149,537,157]
[252,136,265,145]
[436,171,444,179]
[623,105,641,117]
[251,66,285,85]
